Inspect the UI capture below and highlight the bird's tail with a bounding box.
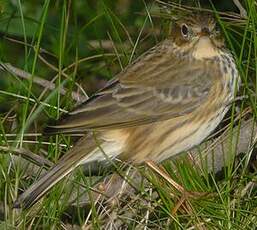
[13,135,100,209]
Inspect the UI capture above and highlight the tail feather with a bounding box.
[43,125,87,135]
[13,136,99,209]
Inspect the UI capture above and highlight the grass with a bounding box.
[0,0,257,229]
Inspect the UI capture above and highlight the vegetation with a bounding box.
[0,0,257,229]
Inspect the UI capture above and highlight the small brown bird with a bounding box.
[14,12,239,209]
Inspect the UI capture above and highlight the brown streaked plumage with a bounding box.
[14,12,239,209]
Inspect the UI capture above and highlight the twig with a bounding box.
[233,0,247,18]
[0,89,68,113]
[0,62,87,103]
[0,146,53,168]
[155,0,244,19]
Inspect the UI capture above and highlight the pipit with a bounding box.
[14,12,239,209]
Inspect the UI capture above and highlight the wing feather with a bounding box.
[45,40,220,134]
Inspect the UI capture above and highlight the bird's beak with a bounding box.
[198,27,210,37]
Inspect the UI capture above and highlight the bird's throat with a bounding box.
[192,37,219,60]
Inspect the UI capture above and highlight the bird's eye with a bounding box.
[181,24,189,38]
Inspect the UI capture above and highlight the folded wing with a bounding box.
[45,40,219,134]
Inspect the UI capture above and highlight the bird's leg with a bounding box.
[146,160,209,197]
[145,160,186,193]
[145,160,209,214]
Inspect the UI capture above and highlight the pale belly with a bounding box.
[83,105,229,165]
[121,107,228,164]
[153,107,228,163]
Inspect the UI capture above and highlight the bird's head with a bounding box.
[171,12,225,59]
